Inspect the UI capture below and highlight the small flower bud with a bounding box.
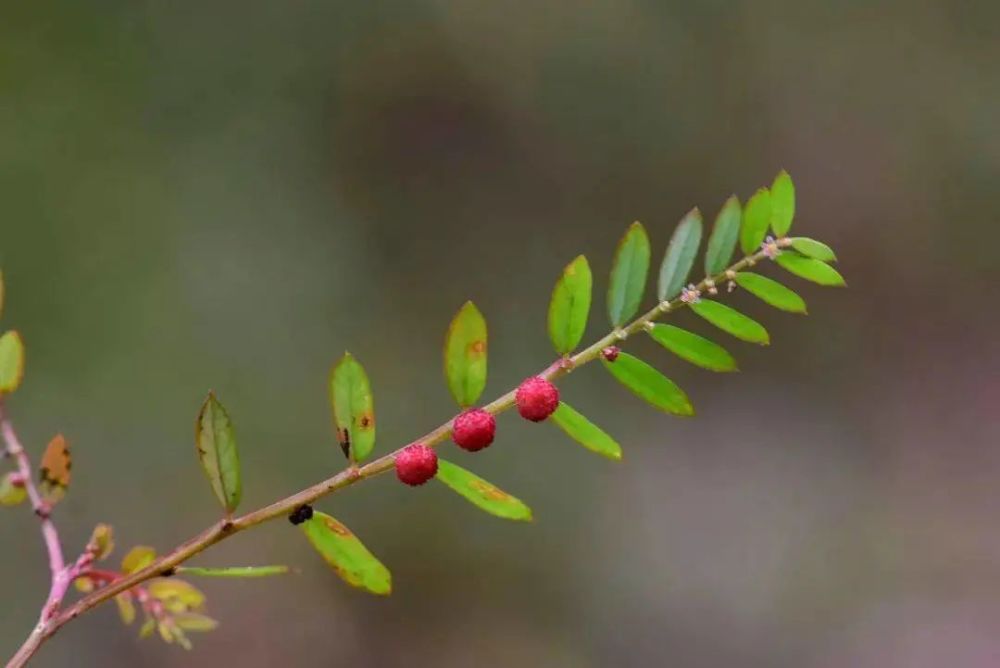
[601,346,620,362]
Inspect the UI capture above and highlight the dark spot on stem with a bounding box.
[288,504,314,525]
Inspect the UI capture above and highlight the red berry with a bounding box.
[601,345,620,362]
[452,408,496,452]
[395,443,438,486]
[515,376,560,422]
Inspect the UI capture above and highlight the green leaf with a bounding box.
[740,188,772,255]
[776,252,846,287]
[121,546,157,575]
[435,459,533,521]
[734,272,807,314]
[601,352,693,416]
[330,352,376,462]
[770,170,795,236]
[550,402,622,460]
[443,301,488,407]
[607,222,651,327]
[0,472,27,506]
[647,324,738,372]
[195,392,242,514]
[0,330,25,395]
[704,196,741,276]
[300,511,392,595]
[657,208,703,301]
[177,565,289,578]
[790,237,837,262]
[547,255,592,355]
[690,300,770,345]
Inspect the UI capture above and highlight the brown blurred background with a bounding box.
[1,1,998,666]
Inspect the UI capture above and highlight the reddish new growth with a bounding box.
[515,377,560,422]
[395,443,438,486]
[601,346,620,362]
[452,408,496,452]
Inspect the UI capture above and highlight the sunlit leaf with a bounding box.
[39,434,71,505]
[704,195,741,276]
[647,324,738,372]
[115,592,136,625]
[607,222,651,327]
[177,565,288,578]
[775,252,846,286]
[87,523,115,560]
[601,352,693,416]
[195,392,242,513]
[690,300,770,345]
[790,237,837,262]
[147,579,206,613]
[174,613,219,632]
[770,170,795,237]
[443,301,488,407]
[435,459,533,521]
[0,472,27,506]
[0,330,25,395]
[740,188,772,255]
[550,402,622,461]
[548,255,592,355]
[121,546,157,575]
[657,208,703,301]
[330,352,376,462]
[300,511,391,595]
[734,272,807,314]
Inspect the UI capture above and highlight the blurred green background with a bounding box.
[2,1,998,666]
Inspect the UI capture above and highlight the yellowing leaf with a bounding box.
[435,459,533,521]
[87,523,115,560]
[0,472,27,506]
[443,301,488,407]
[0,330,25,395]
[147,578,206,612]
[177,565,288,578]
[115,592,136,625]
[139,617,156,639]
[121,545,157,574]
[38,434,71,505]
[330,353,376,462]
[74,576,95,593]
[195,392,242,514]
[174,612,219,632]
[300,511,391,595]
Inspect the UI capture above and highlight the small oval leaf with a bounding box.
[607,222,651,327]
[39,434,71,505]
[550,402,622,460]
[548,255,593,355]
[195,392,242,513]
[734,272,807,313]
[0,330,25,395]
[658,208,703,301]
[300,511,391,595]
[705,196,742,276]
[647,324,738,372]
[444,301,488,408]
[790,237,837,262]
[174,613,219,632]
[122,545,157,575]
[177,565,289,578]
[115,593,136,625]
[740,188,772,255]
[435,458,533,521]
[690,300,770,345]
[775,252,846,287]
[330,353,377,462]
[770,170,795,237]
[601,352,693,416]
[0,472,27,506]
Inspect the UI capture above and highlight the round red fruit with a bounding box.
[452,408,496,452]
[395,443,438,486]
[515,376,560,422]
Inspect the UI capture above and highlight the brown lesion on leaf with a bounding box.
[324,517,353,538]
[357,412,374,431]
[470,480,509,501]
[467,340,487,357]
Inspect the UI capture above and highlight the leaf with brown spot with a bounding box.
[300,511,391,595]
[195,392,242,514]
[443,301,488,408]
[435,459,533,521]
[330,352,377,463]
[39,434,71,504]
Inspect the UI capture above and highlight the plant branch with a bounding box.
[6,243,780,667]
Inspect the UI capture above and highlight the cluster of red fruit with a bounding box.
[394,376,560,486]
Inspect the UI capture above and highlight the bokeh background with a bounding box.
[2,1,998,666]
